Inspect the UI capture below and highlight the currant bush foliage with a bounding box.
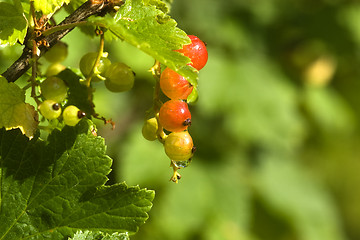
[88,0,199,85]
[0,77,38,137]
[0,0,203,238]
[69,230,129,240]
[0,120,154,239]
[0,0,28,45]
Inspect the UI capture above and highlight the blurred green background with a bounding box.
[2,0,360,239]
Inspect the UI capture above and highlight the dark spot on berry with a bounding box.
[183,118,191,126]
[77,111,86,119]
[191,146,197,153]
[52,103,60,111]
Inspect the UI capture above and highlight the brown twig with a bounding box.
[2,0,122,83]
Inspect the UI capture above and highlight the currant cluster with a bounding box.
[142,35,208,182]
[79,51,135,92]
[37,36,137,128]
[38,42,86,126]
[37,34,208,183]
[38,76,86,126]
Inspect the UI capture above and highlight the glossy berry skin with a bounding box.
[142,117,158,141]
[45,63,66,77]
[38,100,61,120]
[79,52,111,82]
[159,100,191,132]
[104,62,135,92]
[164,131,194,161]
[176,35,208,70]
[160,67,193,100]
[44,42,68,63]
[40,76,68,102]
[63,105,85,126]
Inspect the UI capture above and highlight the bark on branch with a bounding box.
[2,0,118,83]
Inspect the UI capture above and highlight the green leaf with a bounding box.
[0,76,38,138]
[0,0,28,45]
[33,0,70,15]
[89,0,198,85]
[69,230,129,240]
[57,69,95,116]
[0,120,154,239]
[143,0,169,13]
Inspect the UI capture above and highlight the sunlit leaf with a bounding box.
[33,0,70,15]
[0,0,27,45]
[0,120,154,239]
[0,76,38,138]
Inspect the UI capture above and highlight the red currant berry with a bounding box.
[164,131,194,161]
[159,100,191,132]
[176,35,208,70]
[160,67,193,100]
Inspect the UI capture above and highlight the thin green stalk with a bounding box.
[30,40,41,106]
[84,31,105,87]
[41,21,89,36]
[150,60,162,112]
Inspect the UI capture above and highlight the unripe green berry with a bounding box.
[63,105,86,126]
[40,76,68,102]
[38,100,62,120]
[45,63,66,77]
[104,62,135,92]
[44,42,68,63]
[79,52,111,82]
[142,117,158,141]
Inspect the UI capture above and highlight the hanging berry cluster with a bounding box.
[35,33,207,183]
[37,42,87,127]
[36,31,135,130]
[142,35,208,183]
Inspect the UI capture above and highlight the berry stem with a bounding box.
[30,40,41,106]
[2,0,121,83]
[84,30,105,87]
[92,114,116,129]
[150,60,162,112]
[149,60,167,143]
[170,160,181,183]
[155,113,167,143]
[41,21,89,36]
[37,123,61,133]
